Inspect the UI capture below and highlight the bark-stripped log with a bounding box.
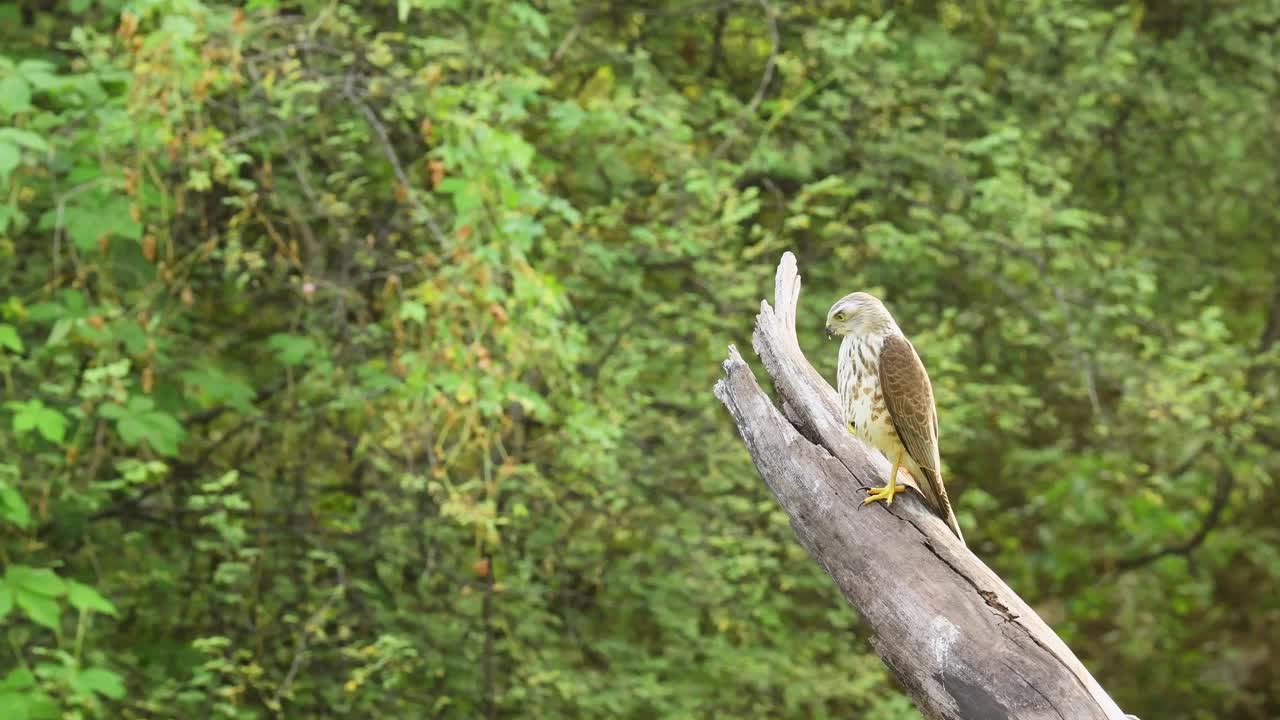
[713,252,1139,720]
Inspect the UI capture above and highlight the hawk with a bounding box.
[825,292,965,544]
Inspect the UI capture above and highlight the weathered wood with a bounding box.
[713,252,1137,720]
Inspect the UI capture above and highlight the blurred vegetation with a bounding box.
[1,0,1278,718]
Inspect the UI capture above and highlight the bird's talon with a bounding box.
[861,484,905,506]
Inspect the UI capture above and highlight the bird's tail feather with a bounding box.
[944,508,965,546]
[922,467,966,547]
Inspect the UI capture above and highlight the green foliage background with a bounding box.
[1,0,1278,718]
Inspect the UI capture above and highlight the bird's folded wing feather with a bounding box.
[878,334,947,515]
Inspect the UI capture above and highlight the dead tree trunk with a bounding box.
[713,252,1138,720]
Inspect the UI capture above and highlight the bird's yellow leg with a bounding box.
[862,448,907,506]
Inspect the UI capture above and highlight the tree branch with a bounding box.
[713,252,1139,720]
[707,0,779,165]
[1114,467,1233,573]
[342,82,449,247]
[1120,276,1279,571]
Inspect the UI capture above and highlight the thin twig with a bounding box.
[1114,467,1234,572]
[272,575,346,709]
[707,0,779,165]
[342,83,449,246]
[544,11,596,71]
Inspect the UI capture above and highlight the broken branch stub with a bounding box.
[713,252,1135,720]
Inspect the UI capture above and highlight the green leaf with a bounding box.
[1052,208,1095,231]
[99,396,186,456]
[66,580,117,616]
[0,481,31,528]
[0,667,34,691]
[15,590,60,630]
[62,212,103,252]
[0,74,32,116]
[0,142,18,185]
[161,15,198,39]
[0,128,47,152]
[17,60,57,76]
[0,689,59,720]
[0,692,24,720]
[267,333,317,366]
[6,566,67,597]
[0,583,12,620]
[5,399,67,444]
[186,169,211,191]
[0,323,22,352]
[511,3,549,36]
[60,195,142,251]
[72,667,125,700]
[180,368,256,410]
[28,693,59,720]
[399,301,426,323]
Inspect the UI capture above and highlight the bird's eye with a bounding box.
[835,312,846,321]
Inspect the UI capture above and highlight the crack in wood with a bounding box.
[1002,658,1067,720]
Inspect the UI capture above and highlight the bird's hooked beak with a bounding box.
[825,323,834,340]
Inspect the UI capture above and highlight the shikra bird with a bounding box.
[825,292,965,545]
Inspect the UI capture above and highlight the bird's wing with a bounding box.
[879,334,964,543]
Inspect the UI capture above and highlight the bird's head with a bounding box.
[826,292,898,339]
